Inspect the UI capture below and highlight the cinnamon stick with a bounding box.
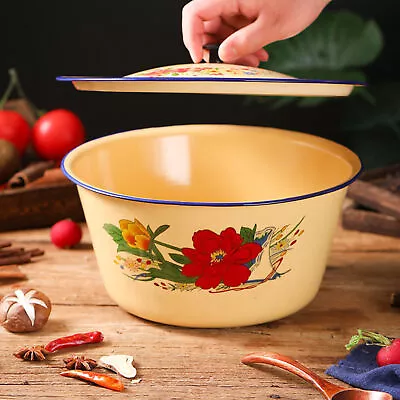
[0,265,26,280]
[383,177,400,194]
[342,208,400,237]
[360,163,400,181]
[27,168,68,188]
[0,253,31,266]
[7,161,55,188]
[27,248,45,257]
[0,248,25,258]
[0,248,44,266]
[347,180,400,220]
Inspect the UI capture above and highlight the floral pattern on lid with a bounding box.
[127,63,294,80]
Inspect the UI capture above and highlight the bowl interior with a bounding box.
[63,124,361,204]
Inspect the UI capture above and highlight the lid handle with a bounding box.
[203,44,222,63]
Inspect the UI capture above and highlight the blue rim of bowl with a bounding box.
[56,76,366,86]
[61,153,363,208]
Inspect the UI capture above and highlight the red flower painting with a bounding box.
[181,228,263,290]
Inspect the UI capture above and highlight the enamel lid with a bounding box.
[57,47,364,97]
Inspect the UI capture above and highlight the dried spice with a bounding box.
[0,265,26,280]
[45,331,104,353]
[13,330,105,362]
[63,355,97,371]
[0,246,44,266]
[99,354,137,379]
[7,161,55,188]
[14,345,48,361]
[0,288,52,332]
[60,370,124,392]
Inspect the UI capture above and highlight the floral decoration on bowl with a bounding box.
[103,217,304,293]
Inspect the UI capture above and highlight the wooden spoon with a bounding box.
[241,352,393,400]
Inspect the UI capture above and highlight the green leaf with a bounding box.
[160,260,183,272]
[149,242,165,263]
[148,262,196,284]
[240,225,256,244]
[341,82,400,133]
[254,11,384,109]
[265,11,383,73]
[275,69,367,84]
[152,225,170,238]
[339,126,400,170]
[103,223,123,243]
[169,253,191,265]
[116,242,150,258]
[267,96,298,110]
[296,97,330,108]
[345,329,392,351]
[253,70,368,109]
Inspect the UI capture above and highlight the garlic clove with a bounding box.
[99,355,137,379]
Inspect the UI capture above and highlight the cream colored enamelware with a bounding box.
[57,63,362,97]
[62,124,361,328]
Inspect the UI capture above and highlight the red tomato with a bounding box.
[377,339,400,366]
[32,109,85,161]
[0,110,31,155]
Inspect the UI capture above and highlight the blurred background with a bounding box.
[2,0,399,170]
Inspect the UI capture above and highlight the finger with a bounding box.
[219,0,330,61]
[219,13,280,62]
[232,54,261,67]
[201,34,268,64]
[201,21,240,62]
[182,0,228,63]
[182,6,205,62]
[204,20,269,64]
[254,48,269,62]
[203,19,223,35]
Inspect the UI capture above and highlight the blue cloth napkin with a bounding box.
[325,344,400,400]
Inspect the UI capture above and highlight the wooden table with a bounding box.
[0,224,399,399]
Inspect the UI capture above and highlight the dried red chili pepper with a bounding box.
[44,331,104,353]
[60,370,124,392]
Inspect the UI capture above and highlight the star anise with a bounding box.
[14,345,48,361]
[63,355,97,371]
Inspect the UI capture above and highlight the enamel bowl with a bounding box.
[62,124,361,328]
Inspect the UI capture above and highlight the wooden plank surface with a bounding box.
[0,225,399,399]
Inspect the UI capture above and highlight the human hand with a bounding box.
[182,0,331,66]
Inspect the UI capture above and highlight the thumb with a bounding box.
[218,14,282,62]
